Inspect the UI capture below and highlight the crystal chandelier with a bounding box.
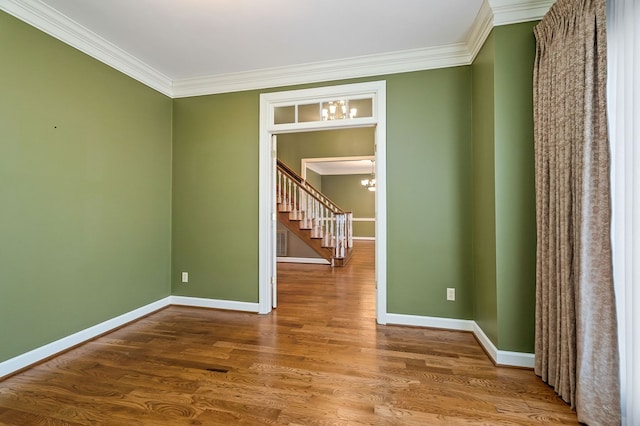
[322,100,357,121]
[361,160,376,191]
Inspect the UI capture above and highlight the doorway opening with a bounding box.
[259,81,387,324]
[276,134,376,313]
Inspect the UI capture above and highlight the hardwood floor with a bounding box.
[0,241,577,425]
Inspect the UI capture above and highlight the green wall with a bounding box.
[0,11,173,362]
[386,68,473,319]
[277,128,375,174]
[472,32,499,345]
[494,22,537,352]
[172,92,260,301]
[321,174,375,238]
[171,69,474,320]
[306,169,322,190]
[471,22,538,352]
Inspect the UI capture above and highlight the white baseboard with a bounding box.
[472,322,535,368]
[352,236,376,241]
[276,257,331,265]
[0,297,172,379]
[170,296,260,313]
[386,313,475,331]
[0,298,533,379]
[0,295,259,379]
[386,313,534,368]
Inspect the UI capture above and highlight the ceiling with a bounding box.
[305,159,376,176]
[39,0,484,80]
[1,0,554,97]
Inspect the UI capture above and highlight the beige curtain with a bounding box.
[533,0,620,424]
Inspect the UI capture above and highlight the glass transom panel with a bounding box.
[272,97,373,126]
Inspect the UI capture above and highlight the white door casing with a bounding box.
[258,81,387,325]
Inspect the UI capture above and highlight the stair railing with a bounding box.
[277,160,353,260]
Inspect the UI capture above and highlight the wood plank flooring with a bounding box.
[0,241,577,425]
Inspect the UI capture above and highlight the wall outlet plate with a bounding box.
[181,272,189,283]
[447,287,455,301]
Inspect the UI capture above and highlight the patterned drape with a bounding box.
[533,0,620,424]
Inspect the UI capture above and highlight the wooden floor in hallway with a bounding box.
[0,241,577,425]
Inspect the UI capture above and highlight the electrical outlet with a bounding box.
[181,272,189,283]
[447,287,455,301]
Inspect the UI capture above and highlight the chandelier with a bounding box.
[322,100,357,121]
[361,160,376,192]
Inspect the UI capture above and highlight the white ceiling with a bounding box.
[1,0,554,97]
[39,0,483,80]
[306,159,376,176]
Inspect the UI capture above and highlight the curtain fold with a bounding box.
[533,0,620,424]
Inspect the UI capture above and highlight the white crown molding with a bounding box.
[489,0,555,26]
[172,0,553,97]
[171,44,471,98]
[2,0,553,97]
[0,0,173,97]
[466,0,495,61]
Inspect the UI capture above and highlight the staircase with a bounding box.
[277,160,354,267]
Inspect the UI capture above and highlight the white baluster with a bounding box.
[299,191,306,228]
[323,208,329,247]
[336,213,345,259]
[305,193,311,229]
[280,175,286,211]
[347,212,353,248]
[310,199,317,238]
[290,183,297,220]
[313,199,320,238]
[316,200,322,239]
[329,211,335,248]
[276,170,281,204]
[334,214,341,258]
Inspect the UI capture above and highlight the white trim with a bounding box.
[353,236,376,241]
[386,313,535,368]
[2,0,553,98]
[170,296,260,313]
[301,156,375,179]
[467,0,495,60]
[0,0,172,97]
[489,0,555,26]
[386,313,475,331]
[496,350,535,368]
[352,217,376,222]
[374,87,387,326]
[276,257,331,265]
[259,94,274,314]
[172,44,470,98]
[472,322,535,368]
[0,297,172,379]
[260,81,387,323]
[0,298,534,379]
[471,321,499,363]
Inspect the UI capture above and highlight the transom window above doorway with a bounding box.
[273,97,373,125]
